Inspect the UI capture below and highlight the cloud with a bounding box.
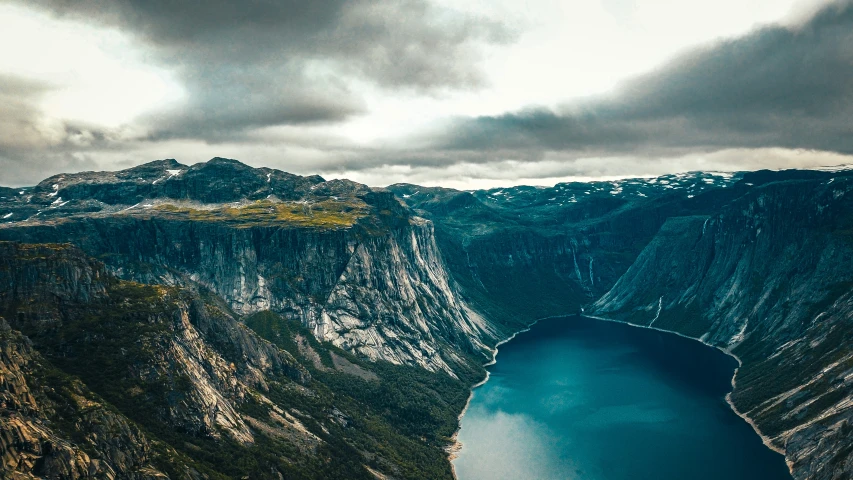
[0,73,134,185]
[428,0,853,160]
[19,0,512,141]
[0,74,59,150]
[5,1,853,188]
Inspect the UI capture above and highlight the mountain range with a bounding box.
[1,158,851,479]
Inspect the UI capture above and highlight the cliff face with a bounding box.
[318,219,495,372]
[0,159,496,375]
[0,317,173,479]
[0,242,309,447]
[593,174,853,480]
[389,172,743,330]
[0,241,479,479]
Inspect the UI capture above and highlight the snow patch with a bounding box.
[2,213,11,219]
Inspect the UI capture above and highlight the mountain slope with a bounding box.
[0,158,496,376]
[593,173,853,480]
[0,241,480,479]
[388,171,744,330]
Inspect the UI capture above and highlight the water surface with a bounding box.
[453,316,791,480]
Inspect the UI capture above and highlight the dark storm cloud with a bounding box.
[428,0,853,162]
[21,0,512,141]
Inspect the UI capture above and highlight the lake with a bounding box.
[452,316,792,480]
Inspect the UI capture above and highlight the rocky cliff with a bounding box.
[0,158,496,479]
[0,158,496,375]
[0,315,176,479]
[389,171,743,330]
[0,241,480,479]
[593,172,853,480]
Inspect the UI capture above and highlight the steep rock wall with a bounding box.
[594,177,853,480]
[0,217,494,374]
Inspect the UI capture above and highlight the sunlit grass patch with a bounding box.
[152,199,369,228]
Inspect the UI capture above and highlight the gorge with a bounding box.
[1,158,851,479]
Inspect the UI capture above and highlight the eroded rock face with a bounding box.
[0,239,478,480]
[0,242,310,449]
[593,174,853,480]
[317,220,496,374]
[0,317,169,479]
[0,159,497,375]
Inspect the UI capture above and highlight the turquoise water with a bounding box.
[453,316,791,480]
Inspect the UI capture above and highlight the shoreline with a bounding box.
[447,314,567,478]
[448,313,792,479]
[582,315,789,461]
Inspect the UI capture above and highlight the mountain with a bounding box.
[0,158,495,375]
[387,170,744,329]
[592,172,853,480]
[392,168,853,480]
[0,159,492,479]
[2,159,852,479]
[0,242,480,479]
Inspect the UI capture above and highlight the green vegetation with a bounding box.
[2,243,483,480]
[245,310,485,480]
[244,310,334,368]
[151,199,369,229]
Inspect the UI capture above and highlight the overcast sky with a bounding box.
[1,0,852,188]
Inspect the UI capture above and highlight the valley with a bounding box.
[1,158,851,479]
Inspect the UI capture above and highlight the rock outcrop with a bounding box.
[0,316,174,479]
[0,239,477,479]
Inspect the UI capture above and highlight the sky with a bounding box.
[1,0,852,189]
